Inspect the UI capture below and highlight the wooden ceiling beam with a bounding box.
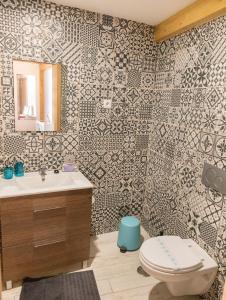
[154,0,226,42]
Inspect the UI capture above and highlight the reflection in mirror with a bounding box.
[13,60,61,132]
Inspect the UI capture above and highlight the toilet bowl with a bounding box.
[139,236,218,296]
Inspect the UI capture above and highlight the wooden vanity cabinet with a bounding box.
[0,188,92,282]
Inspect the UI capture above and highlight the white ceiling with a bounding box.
[52,0,196,25]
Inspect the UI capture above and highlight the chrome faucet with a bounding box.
[39,165,47,182]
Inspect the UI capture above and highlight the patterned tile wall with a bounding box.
[0,0,225,298]
[142,17,226,299]
[0,0,155,234]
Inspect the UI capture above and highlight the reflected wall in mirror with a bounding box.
[13,60,61,132]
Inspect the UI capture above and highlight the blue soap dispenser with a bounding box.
[3,165,14,180]
[14,161,24,177]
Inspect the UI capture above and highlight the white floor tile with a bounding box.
[109,272,158,293]
[96,279,112,295]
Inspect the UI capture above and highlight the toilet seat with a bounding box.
[140,236,203,274]
[140,252,201,274]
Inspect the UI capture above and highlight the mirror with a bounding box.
[13,60,61,132]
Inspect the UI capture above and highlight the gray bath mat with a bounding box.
[20,270,101,300]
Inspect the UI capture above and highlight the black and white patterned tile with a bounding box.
[44,134,62,153]
[0,1,225,297]
[3,134,26,155]
[143,16,226,299]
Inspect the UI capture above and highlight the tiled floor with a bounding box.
[2,228,200,300]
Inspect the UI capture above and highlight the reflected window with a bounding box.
[17,74,37,119]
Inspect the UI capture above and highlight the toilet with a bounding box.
[139,236,218,296]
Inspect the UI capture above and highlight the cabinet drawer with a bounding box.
[1,189,92,247]
[32,195,66,212]
[3,234,90,281]
[33,207,66,244]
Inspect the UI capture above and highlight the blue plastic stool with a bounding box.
[117,216,141,251]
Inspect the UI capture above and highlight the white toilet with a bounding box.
[139,236,218,296]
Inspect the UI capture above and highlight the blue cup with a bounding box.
[14,162,24,177]
[3,166,14,180]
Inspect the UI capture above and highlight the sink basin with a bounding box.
[0,171,93,198]
[17,173,74,190]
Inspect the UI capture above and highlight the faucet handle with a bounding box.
[39,165,47,174]
[40,164,47,169]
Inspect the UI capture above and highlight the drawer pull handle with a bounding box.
[33,206,66,213]
[34,239,66,248]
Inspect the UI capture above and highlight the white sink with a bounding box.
[0,171,93,198]
[17,173,74,190]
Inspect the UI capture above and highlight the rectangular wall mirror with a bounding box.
[13,60,61,132]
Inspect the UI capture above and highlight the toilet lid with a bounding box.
[140,236,203,273]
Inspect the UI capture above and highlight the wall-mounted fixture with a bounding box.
[202,162,226,195]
